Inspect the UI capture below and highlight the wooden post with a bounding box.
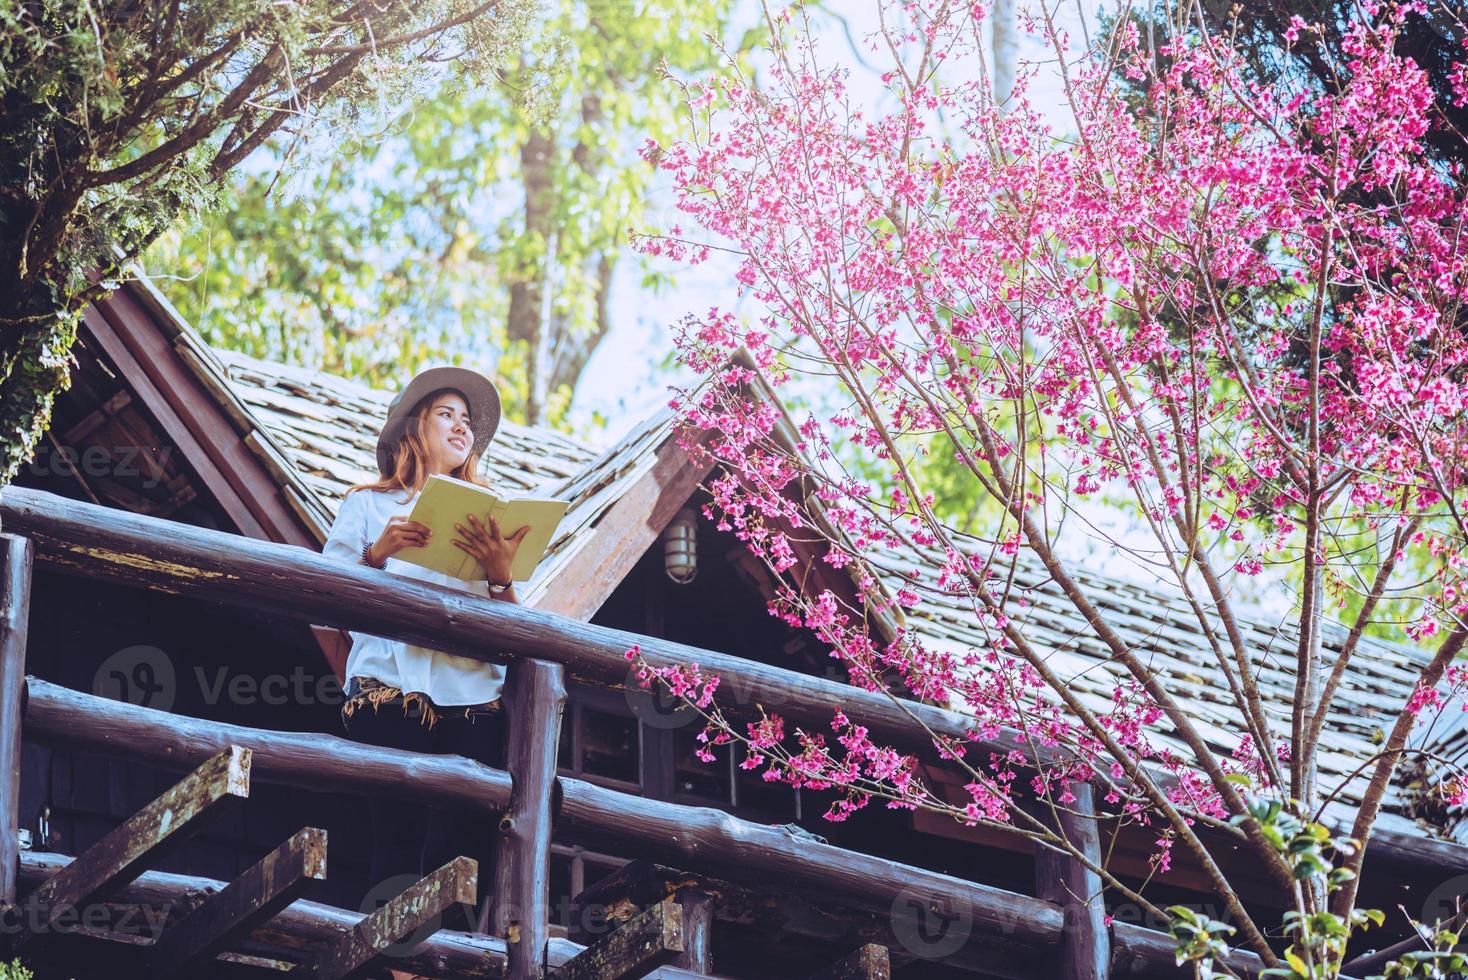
[494,658,566,980]
[0,534,31,909]
[1034,782,1109,980]
[672,889,713,974]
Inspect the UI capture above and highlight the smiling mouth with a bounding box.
[448,437,467,450]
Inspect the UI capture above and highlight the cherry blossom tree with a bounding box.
[635,0,1468,974]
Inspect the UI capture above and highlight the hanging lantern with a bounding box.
[663,507,698,584]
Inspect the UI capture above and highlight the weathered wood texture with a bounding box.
[494,658,567,980]
[551,899,683,980]
[806,944,891,980]
[307,856,477,980]
[23,745,250,937]
[149,826,327,976]
[0,534,31,906]
[22,679,1252,976]
[23,678,513,814]
[672,889,713,975]
[1034,783,1109,980]
[558,779,1062,948]
[1,486,1451,882]
[570,865,713,975]
[18,851,724,980]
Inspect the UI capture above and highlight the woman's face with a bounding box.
[421,392,473,475]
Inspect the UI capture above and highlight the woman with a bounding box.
[322,365,528,917]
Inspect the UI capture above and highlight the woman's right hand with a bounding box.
[367,516,432,567]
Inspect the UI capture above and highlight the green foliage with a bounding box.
[0,959,32,980]
[1168,796,1468,979]
[1167,904,1237,979]
[148,0,747,427]
[1371,936,1468,980]
[0,0,533,485]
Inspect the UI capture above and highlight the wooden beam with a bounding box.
[61,390,133,445]
[24,679,513,816]
[557,778,1063,949]
[149,827,328,976]
[550,899,684,980]
[1034,783,1109,980]
[0,535,31,907]
[306,856,478,980]
[805,944,891,980]
[22,744,250,937]
[22,851,723,980]
[19,850,505,978]
[533,435,715,621]
[494,658,567,979]
[672,890,713,975]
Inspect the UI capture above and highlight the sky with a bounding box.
[567,0,1107,446]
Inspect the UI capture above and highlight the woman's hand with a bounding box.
[367,515,431,567]
[453,513,529,586]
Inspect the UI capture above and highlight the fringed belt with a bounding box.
[342,675,501,729]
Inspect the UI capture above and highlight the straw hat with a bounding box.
[375,366,502,477]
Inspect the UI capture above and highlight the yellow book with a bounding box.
[396,474,569,582]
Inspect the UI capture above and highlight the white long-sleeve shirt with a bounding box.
[322,487,506,707]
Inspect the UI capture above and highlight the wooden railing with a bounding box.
[0,485,1410,978]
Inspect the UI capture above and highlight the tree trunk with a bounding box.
[507,128,555,427]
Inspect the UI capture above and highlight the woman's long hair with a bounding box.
[349,388,491,502]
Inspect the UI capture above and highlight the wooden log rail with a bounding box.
[22,678,1269,977]
[0,486,1451,877]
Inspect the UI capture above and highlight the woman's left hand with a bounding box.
[453,513,529,587]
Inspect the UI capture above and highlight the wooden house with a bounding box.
[0,274,1463,978]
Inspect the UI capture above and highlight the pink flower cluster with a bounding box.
[633,0,1468,869]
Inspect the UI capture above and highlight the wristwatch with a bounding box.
[487,578,512,594]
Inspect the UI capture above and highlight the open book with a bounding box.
[395,474,569,582]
